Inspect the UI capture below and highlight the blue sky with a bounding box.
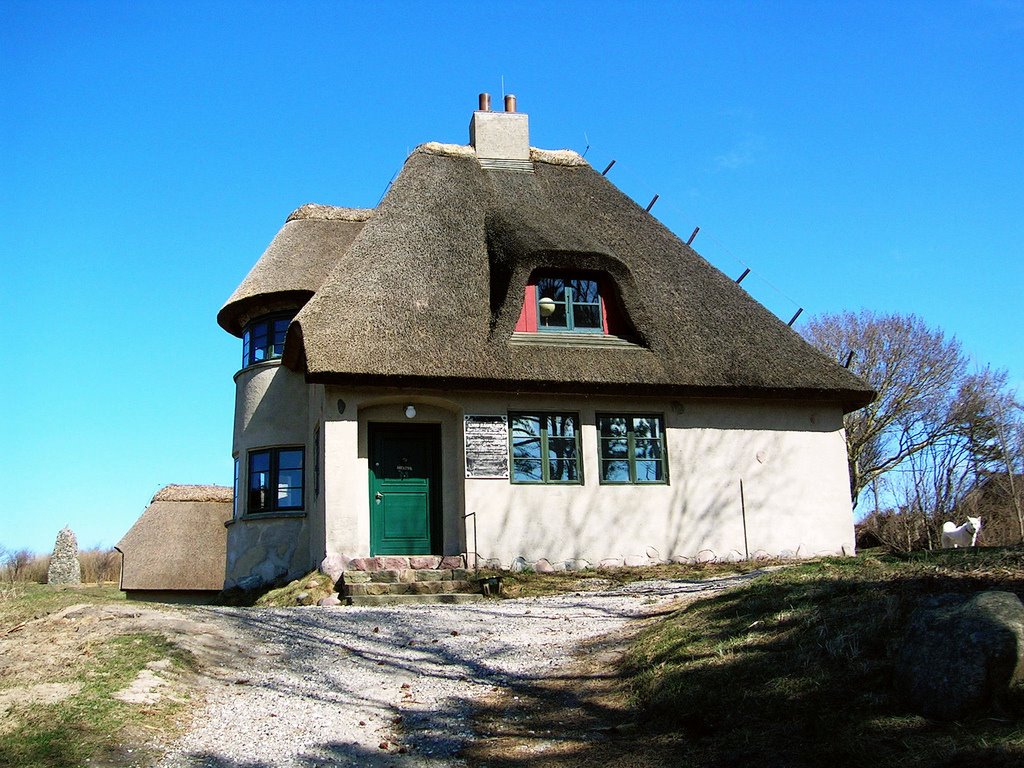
[2,1,1022,554]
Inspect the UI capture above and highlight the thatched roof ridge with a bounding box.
[280,148,873,411]
[530,147,588,166]
[287,204,373,222]
[117,487,231,592]
[415,141,477,158]
[152,484,232,503]
[413,142,587,167]
[217,206,371,336]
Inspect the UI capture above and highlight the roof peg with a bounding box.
[843,351,855,368]
[735,268,750,284]
[478,93,491,111]
[687,226,700,246]
[645,194,660,213]
[601,159,616,176]
[787,308,804,327]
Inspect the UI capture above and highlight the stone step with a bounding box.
[345,593,485,607]
[343,580,480,597]
[341,568,474,585]
[345,555,466,571]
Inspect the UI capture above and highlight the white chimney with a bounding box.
[469,92,530,163]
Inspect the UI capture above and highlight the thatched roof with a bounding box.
[224,140,874,412]
[152,484,233,503]
[218,205,372,335]
[116,485,232,592]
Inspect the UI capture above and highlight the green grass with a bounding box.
[624,549,1024,768]
[0,582,125,630]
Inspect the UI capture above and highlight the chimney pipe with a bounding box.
[504,94,517,113]
[478,92,491,111]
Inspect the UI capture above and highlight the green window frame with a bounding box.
[248,447,305,513]
[509,412,582,484]
[536,276,603,333]
[241,312,294,368]
[597,414,668,484]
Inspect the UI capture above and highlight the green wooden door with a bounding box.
[368,423,441,555]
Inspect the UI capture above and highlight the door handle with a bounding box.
[375,492,383,501]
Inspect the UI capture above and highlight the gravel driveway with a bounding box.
[159,574,759,767]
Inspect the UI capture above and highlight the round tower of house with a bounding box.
[218,204,372,589]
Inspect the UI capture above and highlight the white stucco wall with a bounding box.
[225,361,314,588]
[318,387,855,568]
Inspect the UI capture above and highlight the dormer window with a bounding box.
[241,313,294,368]
[536,277,603,333]
[514,271,632,338]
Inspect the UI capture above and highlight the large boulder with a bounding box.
[894,591,1024,720]
[47,526,82,586]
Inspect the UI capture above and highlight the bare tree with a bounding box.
[802,311,968,508]
[955,367,1024,543]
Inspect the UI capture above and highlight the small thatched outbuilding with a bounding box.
[116,484,232,601]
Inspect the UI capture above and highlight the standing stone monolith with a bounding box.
[47,526,82,585]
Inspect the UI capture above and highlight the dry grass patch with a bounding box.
[624,550,1024,768]
[484,559,779,599]
[0,584,210,768]
[0,632,196,768]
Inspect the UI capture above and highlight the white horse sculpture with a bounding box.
[940,517,981,549]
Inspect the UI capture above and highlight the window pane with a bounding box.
[568,279,599,302]
[634,460,664,483]
[546,437,577,461]
[250,451,270,473]
[278,468,303,489]
[537,278,566,301]
[512,438,541,460]
[632,417,662,439]
[249,455,269,511]
[242,330,251,367]
[546,414,577,438]
[549,458,578,481]
[511,415,542,459]
[271,320,288,358]
[512,458,543,482]
[601,438,628,460]
[572,303,602,328]
[537,278,568,328]
[278,450,303,470]
[277,487,303,508]
[634,439,663,460]
[539,302,567,328]
[599,416,627,438]
[601,460,631,483]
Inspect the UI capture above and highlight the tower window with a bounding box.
[241,313,294,368]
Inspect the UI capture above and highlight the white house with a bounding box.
[217,95,874,591]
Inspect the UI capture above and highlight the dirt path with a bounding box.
[464,602,695,767]
[2,574,761,766]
